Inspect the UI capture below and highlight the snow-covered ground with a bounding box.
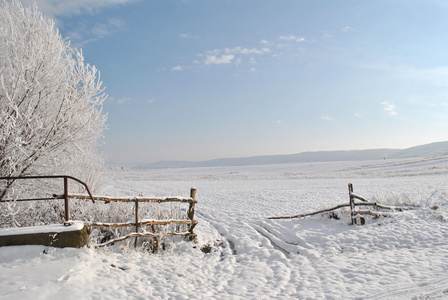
[1,157,448,299]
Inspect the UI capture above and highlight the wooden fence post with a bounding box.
[64,177,69,221]
[348,183,355,225]
[134,197,139,248]
[188,188,197,239]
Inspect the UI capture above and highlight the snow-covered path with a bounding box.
[1,157,448,299]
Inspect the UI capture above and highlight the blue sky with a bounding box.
[21,0,448,164]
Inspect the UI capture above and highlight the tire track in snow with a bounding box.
[252,224,291,257]
[196,211,237,256]
[193,211,241,297]
[252,220,331,298]
[254,219,321,260]
[250,219,330,298]
[198,212,300,298]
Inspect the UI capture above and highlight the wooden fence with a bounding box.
[0,176,197,248]
[59,188,198,248]
[349,183,377,225]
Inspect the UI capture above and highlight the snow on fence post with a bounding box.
[348,183,355,225]
[188,188,197,239]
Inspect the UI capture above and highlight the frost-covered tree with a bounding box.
[0,1,107,200]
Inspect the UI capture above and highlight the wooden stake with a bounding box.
[348,183,355,225]
[188,188,197,239]
[134,197,139,248]
[151,224,159,253]
[64,177,69,221]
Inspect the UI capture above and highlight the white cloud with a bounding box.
[238,47,265,55]
[65,30,83,41]
[279,35,305,43]
[172,66,183,71]
[91,18,125,38]
[204,54,235,65]
[188,34,304,70]
[109,96,155,105]
[109,96,133,105]
[260,39,273,47]
[20,0,135,19]
[342,26,354,32]
[179,33,189,38]
[354,113,362,118]
[184,33,307,70]
[213,47,270,55]
[381,102,398,116]
[20,0,132,46]
[67,17,126,46]
[107,17,125,28]
[320,115,335,121]
[201,46,271,66]
[117,97,131,104]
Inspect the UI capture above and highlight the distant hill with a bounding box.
[117,141,448,169]
[389,141,448,159]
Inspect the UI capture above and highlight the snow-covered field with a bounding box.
[1,157,448,299]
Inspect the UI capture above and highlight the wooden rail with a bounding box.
[81,219,198,227]
[58,194,197,203]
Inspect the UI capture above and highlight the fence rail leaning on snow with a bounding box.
[269,183,401,223]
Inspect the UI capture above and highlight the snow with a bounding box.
[1,157,448,299]
[0,221,85,237]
